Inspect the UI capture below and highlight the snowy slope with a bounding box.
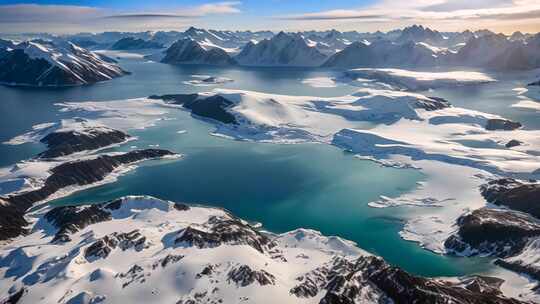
[0,196,528,304]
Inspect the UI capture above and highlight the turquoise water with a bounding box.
[4,53,536,277]
[50,112,490,277]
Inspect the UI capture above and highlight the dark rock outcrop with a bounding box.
[157,254,184,268]
[485,119,522,131]
[505,139,522,148]
[45,205,112,243]
[419,96,452,111]
[149,94,237,125]
[495,258,540,286]
[481,178,540,218]
[84,230,146,260]
[227,265,275,287]
[44,196,190,245]
[0,149,175,241]
[174,216,275,254]
[0,287,25,304]
[444,208,540,257]
[38,127,130,159]
[292,256,523,303]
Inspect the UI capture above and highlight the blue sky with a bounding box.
[0,0,538,34]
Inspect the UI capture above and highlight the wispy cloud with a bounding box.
[103,1,242,20]
[0,1,242,23]
[278,10,384,21]
[422,0,514,12]
[277,0,540,23]
[0,4,103,23]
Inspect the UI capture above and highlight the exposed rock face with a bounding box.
[175,216,276,254]
[44,205,112,243]
[495,258,540,286]
[110,37,164,50]
[419,96,452,111]
[480,178,540,218]
[505,139,522,148]
[0,40,127,87]
[0,149,175,241]
[485,119,522,131]
[444,208,540,257]
[161,38,236,66]
[156,254,184,268]
[84,230,146,260]
[38,127,130,159]
[0,287,25,304]
[149,94,237,125]
[45,197,190,245]
[227,265,275,287]
[291,256,522,304]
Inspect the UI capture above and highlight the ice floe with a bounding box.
[342,68,496,91]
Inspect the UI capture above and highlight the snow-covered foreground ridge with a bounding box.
[0,195,528,304]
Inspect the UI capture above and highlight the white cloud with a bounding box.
[99,1,242,19]
[0,4,103,22]
[0,2,242,23]
[278,0,540,23]
[189,1,242,16]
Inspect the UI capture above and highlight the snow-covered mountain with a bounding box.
[161,38,237,66]
[234,31,328,67]
[110,37,164,50]
[62,28,275,52]
[323,39,440,68]
[396,25,446,45]
[303,30,355,55]
[0,40,128,87]
[452,33,540,70]
[0,195,527,304]
[181,27,246,54]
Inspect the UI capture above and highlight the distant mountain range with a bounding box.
[1,25,539,87]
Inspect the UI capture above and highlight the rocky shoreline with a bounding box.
[0,149,176,241]
[445,178,540,292]
[38,127,131,159]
